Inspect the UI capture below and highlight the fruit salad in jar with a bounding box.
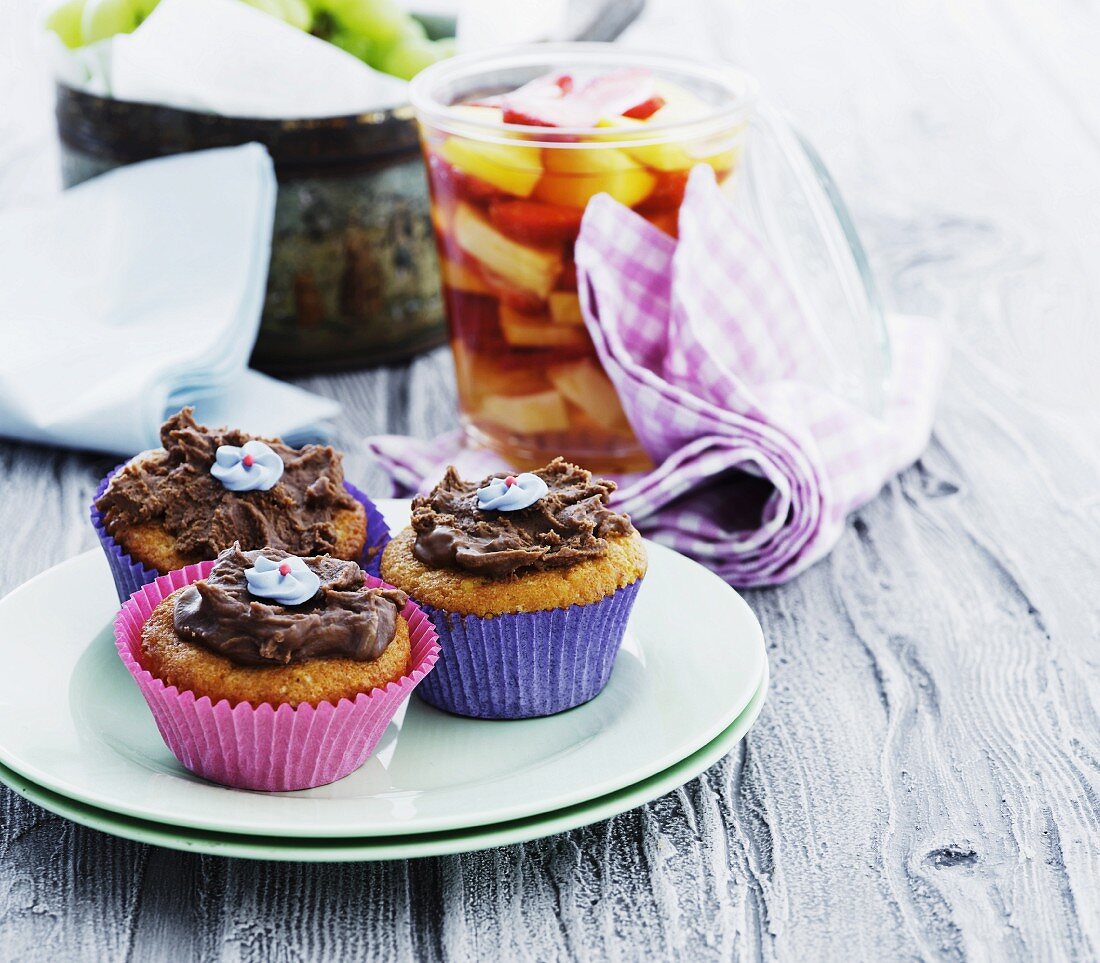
[410,45,751,472]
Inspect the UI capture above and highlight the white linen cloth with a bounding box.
[0,143,340,455]
[59,0,409,118]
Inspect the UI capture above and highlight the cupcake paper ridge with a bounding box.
[114,561,440,791]
[414,575,643,720]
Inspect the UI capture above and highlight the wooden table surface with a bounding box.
[2,0,1099,959]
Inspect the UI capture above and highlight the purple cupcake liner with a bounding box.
[91,464,160,604]
[344,480,390,578]
[92,466,390,603]
[415,577,643,720]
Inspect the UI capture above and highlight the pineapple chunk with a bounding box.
[535,148,655,209]
[480,390,570,433]
[598,116,694,172]
[599,113,745,174]
[440,258,492,295]
[500,306,589,348]
[454,204,561,298]
[548,359,630,429]
[548,291,585,326]
[439,137,543,198]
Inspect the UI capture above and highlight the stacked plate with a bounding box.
[0,500,767,861]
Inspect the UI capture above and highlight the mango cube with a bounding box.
[438,137,543,198]
[453,204,561,298]
[535,147,655,209]
[480,390,570,433]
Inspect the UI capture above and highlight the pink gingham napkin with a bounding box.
[367,166,948,586]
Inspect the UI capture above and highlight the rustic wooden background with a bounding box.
[2,0,1099,959]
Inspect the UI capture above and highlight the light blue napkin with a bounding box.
[0,143,340,455]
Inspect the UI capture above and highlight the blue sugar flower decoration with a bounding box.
[245,554,320,606]
[476,472,549,511]
[210,440,284,492]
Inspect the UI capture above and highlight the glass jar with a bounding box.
[410,44,755,473]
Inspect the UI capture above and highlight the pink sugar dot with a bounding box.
[242,454,255,468]
[279,562,292,576]
[504,475,517,487]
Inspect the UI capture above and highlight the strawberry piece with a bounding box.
[502,107,555,127]
[643,210,679,238]
[445,288,506,354]
[557,261,578,292]
[427,154,502,207]
[506,72,571,102]
[489,200,584,245]
[635,169,689,213]
[500,68,660,128]
[622,94,666,119]
[500,72,599,127]
[502,100,600,127]
[575,68,657,119]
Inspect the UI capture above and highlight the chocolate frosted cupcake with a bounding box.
[92,408,389,601]
[115,545,440,790]
[147,546,411,707]
[381,458,647,719]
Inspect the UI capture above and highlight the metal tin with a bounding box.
[56,83,444,373]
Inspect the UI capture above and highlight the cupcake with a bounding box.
[114,544,440,791]
[380,457,647,719]
[92,408,388,601]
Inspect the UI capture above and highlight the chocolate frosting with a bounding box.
[96,408,358,562]
[173,545,407,666]
[411,457,634,578]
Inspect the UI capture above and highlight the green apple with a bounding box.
[79,0,158,43]
[326,27,374,64]
[320,0,423,50]
[378,36,452,80]
[45,0,88,48]
[275,0,312,30]
[239,0,312,30]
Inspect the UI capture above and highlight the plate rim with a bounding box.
[0,666,768,861]
[0,502,767,837]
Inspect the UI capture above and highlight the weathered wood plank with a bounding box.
[1,0,1099,958]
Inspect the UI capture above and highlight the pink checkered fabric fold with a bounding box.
[366,166,948,586]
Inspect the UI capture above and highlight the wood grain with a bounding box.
[2,0,1099,958]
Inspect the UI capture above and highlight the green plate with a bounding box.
[0,669,766,861]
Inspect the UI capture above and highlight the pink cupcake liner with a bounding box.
[415,577,643,720]
[114,562,440,791]
[92,465,390,602]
